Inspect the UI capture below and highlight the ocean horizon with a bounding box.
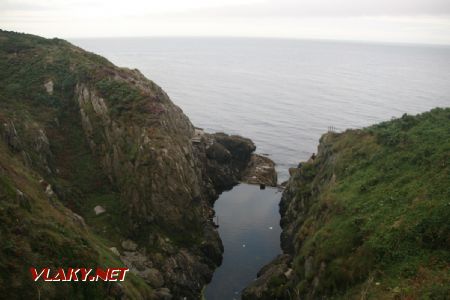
[72,37,450,181]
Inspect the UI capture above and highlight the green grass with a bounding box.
[271,108,450,299]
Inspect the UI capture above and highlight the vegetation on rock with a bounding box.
[243,108,450,300]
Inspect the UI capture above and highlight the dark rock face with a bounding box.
[201,132,278,188]
[213,132,256,163]
[241,154,278,187]
[206,141,231,163]
[241,254,292,300]
[195,132,261,191]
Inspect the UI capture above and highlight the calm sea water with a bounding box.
[72,37,450,182]
[203,184,282,300]
[72,38,450,299]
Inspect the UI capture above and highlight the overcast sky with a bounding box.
[1,0,450,44]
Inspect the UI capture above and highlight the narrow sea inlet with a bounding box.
[205,184,282,300]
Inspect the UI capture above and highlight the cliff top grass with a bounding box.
[285,108,449,299]
[0,30,160,124]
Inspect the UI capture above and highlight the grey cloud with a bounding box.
[0,0,50,12]
[181,0,450,18]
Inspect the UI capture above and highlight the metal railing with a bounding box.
[327,126,338,133]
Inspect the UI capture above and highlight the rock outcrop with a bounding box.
[0,30,274,299]
[241,153,277,187]
[243,108,450,300]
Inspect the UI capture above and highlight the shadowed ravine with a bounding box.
[204,184,282,300]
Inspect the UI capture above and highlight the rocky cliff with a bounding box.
[243,108,449,299]
[0,30,275,299]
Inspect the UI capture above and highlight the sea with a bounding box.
[71,37,450,182]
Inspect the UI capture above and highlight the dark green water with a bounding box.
[204,184,282,300]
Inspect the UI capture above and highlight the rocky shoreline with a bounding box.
[0,30,276,299]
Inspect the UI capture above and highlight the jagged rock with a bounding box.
[242,254,292,299]
[36,129,50,152]
[241,154,277,186]
[94,205,106,215]
[121,239,138,251]
[2,121,21,151]
[16,189,24,199]
[71,212,87,229]
[121,250,152,272]
[198,132,270,191]
[45,185,53,195]
[109,247,120,256]
[200,229,224,265]
[206,142,231,163]
[213,132,256,162]
[91,95,108,116]
[284,268,294,279]
[44,80,54,94]
[142,268,164,288]
[15,189,31,211]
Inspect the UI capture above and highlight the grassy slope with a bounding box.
[278,108,449,299]
[0,30,124,240]
[0,31,157,298]
[0,139,153,299]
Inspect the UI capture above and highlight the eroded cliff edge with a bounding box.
[243,108,449,299]
[0,30,276,299]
